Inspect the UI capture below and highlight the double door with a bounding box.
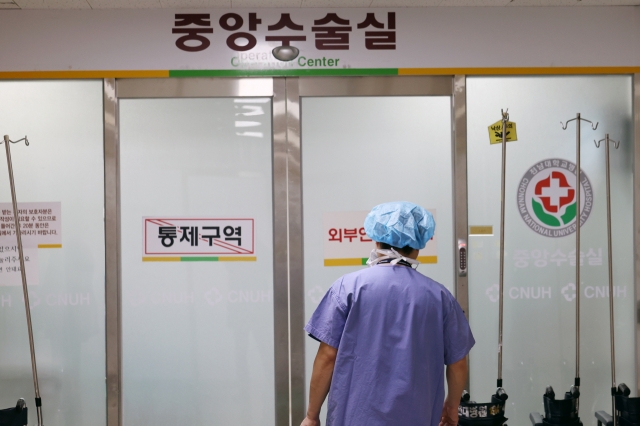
[114,76,465,426]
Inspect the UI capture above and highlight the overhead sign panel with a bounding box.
[0,8,634,73]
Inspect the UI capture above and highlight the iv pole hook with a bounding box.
[561,117,598,131]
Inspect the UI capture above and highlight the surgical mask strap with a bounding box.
[367,248,420,269]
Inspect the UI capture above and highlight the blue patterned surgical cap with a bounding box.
[364,201,435,250]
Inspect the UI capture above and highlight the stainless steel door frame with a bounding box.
[453,75,469,318]
[104,77,121,426]
[283,78,306,425]
[115,78,274,98]
[105,77,292,426]
[634,73,640,393]
[297,75,453,97]
[287,75,469,418]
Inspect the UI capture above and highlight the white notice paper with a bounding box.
[0,246,38,286]
[0,202,62,248]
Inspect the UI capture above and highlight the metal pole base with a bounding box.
[597,384,640,426]
[458,389,509,426]
[530,385,582,426]
[0,399,28,426]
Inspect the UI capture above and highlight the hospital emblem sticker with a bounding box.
[517,159,593,238]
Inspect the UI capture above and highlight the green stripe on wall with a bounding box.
[143,256,257,262]
[170,68,398,77]
[181,257,219,261]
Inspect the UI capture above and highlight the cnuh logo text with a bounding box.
[486,284,551,301]
[508,287,552,300]
[584,286,626,299]
[485,284,628,302]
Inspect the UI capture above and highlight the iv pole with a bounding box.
[560,114,598,393]
[457,110,510,426]
[497,109,508,392]
[595,134,620,426]
[1,134,43,426]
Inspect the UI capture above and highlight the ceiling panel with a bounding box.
[232,0,302,6]
[576,0,640,4]
[160,0,230,7]
[300,0,373,6]
[440,0,510,5]
[3,0,640,9]
[506,0,583,5]
[16,0,90,8]
[86,0,161,8]
[506,0,640,5]
[11,0,40,7]
[370,0,442,6]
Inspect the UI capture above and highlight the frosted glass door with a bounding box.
[0,81,106,426]
[466,76,634,425]
[301,96,455,422]
[120,97,274,425]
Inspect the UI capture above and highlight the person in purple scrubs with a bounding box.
[300,201,475,426]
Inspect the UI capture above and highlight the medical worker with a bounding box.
[301,201,475,426]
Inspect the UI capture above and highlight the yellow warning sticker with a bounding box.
[488,120,518,144]
[469,226,493,235]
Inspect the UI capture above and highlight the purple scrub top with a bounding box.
[305,264,475,426]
